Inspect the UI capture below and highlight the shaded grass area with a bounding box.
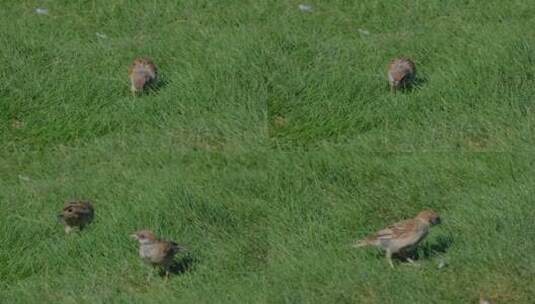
[1,0,535,303]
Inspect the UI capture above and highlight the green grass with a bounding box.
[1,0,535,303]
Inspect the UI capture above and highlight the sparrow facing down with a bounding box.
[58,200,94,233]
[354,209,441,267]
[131,230,186,277]
[128,58,158,96]
[388,57,416,92]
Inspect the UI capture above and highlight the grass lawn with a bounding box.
[1,0,535,303]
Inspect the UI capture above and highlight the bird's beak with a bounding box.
[130,234,138,240]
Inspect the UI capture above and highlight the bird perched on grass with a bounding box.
[128,57,157,96]
[353,209,441,268]
[57,200,94,233]
[131,230,186,277]
[388,57,416,92]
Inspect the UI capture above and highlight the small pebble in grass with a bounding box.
[35,8,49,15]
[96,32,107,39]
[273,115,288,128]
[298,4,313,12]
[358,28,370,36]
[11,119,24,129]
[18,175,30,182]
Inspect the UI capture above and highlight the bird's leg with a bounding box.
[146,266,156,282]
[164,270,170,281]
[386,250,394,268]
[164,262,174,281]
[406,258,420,267]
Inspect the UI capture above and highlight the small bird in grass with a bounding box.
[388,57,416,92]
[353,209,441,268]
[131,230,186,278]
[57,200,94,233]
[128,57,158,96]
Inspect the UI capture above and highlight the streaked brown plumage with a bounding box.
[388,57,416,92]
[58,200,94,233]
[128,58,157,96]
[354,209,441,267]
[131,230,186,277]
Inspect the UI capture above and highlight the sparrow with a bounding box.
[128,57,158,96]
[388,57,416,92]
[57,200,94,233]
[131,230,186,277]
[353,209,441,268]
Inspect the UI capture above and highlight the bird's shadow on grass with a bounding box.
[158,253,197,277]
[420,234,454,258]
[389,76,428,93]
[408,234,454,261]
[132,76,169,97]
[148,76,169,93]
[386,234,453,263]
[411,75,428,89]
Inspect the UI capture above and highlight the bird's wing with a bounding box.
[77,207,93,215]
[147,242,171,263]
[374,219,416,240]
[62,202,76,211]
[155,241,184,260]
[63,202,92,212]
[144,61,157,78]
[70,207,93,220]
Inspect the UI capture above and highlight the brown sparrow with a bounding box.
[354,209,441,267]
[128,58,157,96]
[57,200,94,233]
[388,57,416,92]
[131,230,186,277]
